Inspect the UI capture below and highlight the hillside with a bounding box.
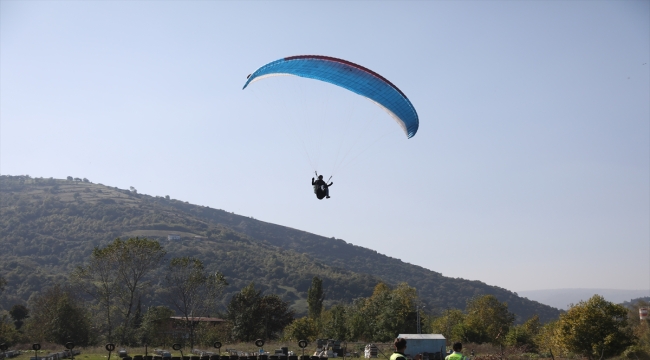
[0,175,561,322]
[518,289,650,310]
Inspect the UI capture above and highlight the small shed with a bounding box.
[397,334,446,358]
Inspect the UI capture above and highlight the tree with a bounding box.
[71,244,120,342]
[73,237,166,344]
[130,297,144,345]
[505,315,541,351]
[259,294,295,340]
[66,176,73,181]
[346,298,369,341]
[226,283,294,341]
[430,309,466,342]
[227,283,263,341]
[25,285,94,346]
[307,277,324,320]
[345,284,389,342]
[0,315,21,346]
[555,295,634,359]
[283,317,319,342]
[625,299,650,359]
[49,293,92,345]
[165,257,228,348]
[9,304,29,330]
[343,282,418,342]
[260,294,295,340]
[463,295,515,345]
[374,282,418,341]
[535,320,563,359]
[139,306,175,347]
[321,304,348,340]
[112,238,166,344]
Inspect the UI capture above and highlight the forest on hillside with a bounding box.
[2,259,648,360]
[0,175,380,314]
[2,176,649,359]
[0,175,559,323]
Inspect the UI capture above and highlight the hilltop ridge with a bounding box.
[518,289,650,310]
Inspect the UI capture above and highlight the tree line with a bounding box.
[0,238,295,349]
[429,294,649,360]
[283,279,649,360]
[1,237,649,360]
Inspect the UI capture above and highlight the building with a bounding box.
[397,334,446,358]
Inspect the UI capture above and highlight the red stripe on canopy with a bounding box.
[284,55,409,100]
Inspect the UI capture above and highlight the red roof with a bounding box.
[170,316,225,322]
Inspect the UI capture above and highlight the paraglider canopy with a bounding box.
[243,55,419,139]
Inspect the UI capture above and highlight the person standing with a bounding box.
[445,343,466,360]
[390,338,408,360]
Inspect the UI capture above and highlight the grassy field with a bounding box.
[5,343,546,360]
[6,343,397,360]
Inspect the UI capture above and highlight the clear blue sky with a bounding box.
[1,1,648,293]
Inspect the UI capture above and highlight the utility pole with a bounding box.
[417,305,425,334]
[416,289,424,334]
[445,307,450,338]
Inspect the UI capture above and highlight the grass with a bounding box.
[6,342,396,360]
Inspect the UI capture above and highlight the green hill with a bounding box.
[0,175,561,322]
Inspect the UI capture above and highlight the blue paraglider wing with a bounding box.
[242,55,419,139]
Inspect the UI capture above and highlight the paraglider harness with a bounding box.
[312,172,332,200]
